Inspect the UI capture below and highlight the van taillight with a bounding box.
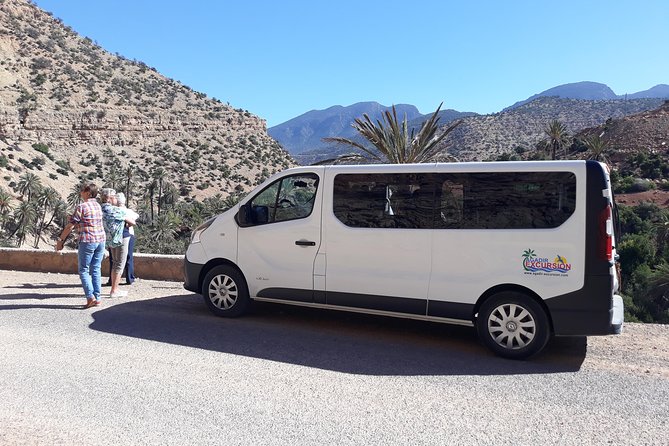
[599,204,613,262]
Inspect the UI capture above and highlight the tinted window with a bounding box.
[436,172,576,229]
[333,173,435,229]
[333,171,576,230]
[247,173,319,225]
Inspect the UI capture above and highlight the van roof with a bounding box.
[281,160,600,175]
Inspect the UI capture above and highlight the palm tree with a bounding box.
[652,209,669,260]
[9,201,37,246]
[582,134,610,163]
[145,179,157,222]
[48,199,69,234]
[67,182,85,209]
[152,167,167,215]
[0,188,13,233]
[646,263,669,321]
[123,165,137,204]
[543,120,570,160]
[160,181,178,212]
[203,194,227,217]
[322,103,461,164]
[146,211,181,253]
[16,172,42,202]
[33,187,61,248]
[104,164,123,191]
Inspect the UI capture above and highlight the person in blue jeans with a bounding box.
[105,192,138,285]
[55,183,106,308]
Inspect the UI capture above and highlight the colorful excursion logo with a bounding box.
[522,249,571,274]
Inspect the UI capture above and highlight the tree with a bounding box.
[322,103,461,164]
[9,201,37,246]
[645,263,669,323]
[582,134,610,163]
[144,211,182,253]
[152,167,167,215]
[543,120,570,160]
[16,172,42,202]
[67,182,85,209]
[33,187,61,248]
[0,188,13,233]
[123,165,137,204]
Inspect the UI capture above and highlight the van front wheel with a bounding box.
[476,292,550,359]
[202,265,250,318]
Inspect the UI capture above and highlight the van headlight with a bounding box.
[191,217,216,244]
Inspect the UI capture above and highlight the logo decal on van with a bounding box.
[522,249,571,275]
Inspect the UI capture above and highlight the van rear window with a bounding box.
[333,172,576,229]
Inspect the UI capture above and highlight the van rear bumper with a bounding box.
[545,276,624,336]
[610,294,624,334]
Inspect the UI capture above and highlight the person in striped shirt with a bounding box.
[55,183,106,308]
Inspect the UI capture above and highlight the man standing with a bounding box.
[55,183,106,308]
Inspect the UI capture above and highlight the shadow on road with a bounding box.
[3,283,80,290]
[90,293,587,376]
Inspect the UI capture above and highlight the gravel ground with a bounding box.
[0,270,667,445]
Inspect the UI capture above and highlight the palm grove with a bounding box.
[1,106,668,323]
[0,143,244,255]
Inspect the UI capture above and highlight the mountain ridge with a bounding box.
[272,81,668,161]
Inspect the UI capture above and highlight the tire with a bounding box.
[476,292,550,359]
[201,265,250,318]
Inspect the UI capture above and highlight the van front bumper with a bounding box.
[183,257,204,293]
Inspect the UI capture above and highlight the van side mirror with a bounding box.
[237,204,250,226]
[237,204,270,226]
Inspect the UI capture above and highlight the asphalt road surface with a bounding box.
[1,270,667,445]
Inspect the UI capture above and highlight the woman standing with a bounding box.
[99,189,136,298]
[55,183,106,309]
[117,192,139,284]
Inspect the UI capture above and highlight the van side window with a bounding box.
[247,173,319,225]
[333,173,435,229]
[435,172,576,229]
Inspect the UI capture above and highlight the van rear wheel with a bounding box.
[476,292,550,359]
[202,265,250,317]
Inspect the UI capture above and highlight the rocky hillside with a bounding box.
[574,100,669,175]
[437,96,665,161]
[0,0,294,204]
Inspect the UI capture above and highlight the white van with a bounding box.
[184,161,623,359]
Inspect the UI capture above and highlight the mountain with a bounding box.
[268,102,423,155]
[437,96,664,161]
[626,84,669,99]
[505,81,669,111]
[269,102,477,164]
[0,0,294,205]
[505,81,619,110]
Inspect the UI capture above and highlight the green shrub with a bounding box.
[32,143,49,155]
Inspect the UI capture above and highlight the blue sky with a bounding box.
[32,0,669,127]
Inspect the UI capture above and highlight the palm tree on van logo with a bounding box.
[522,249,536,271]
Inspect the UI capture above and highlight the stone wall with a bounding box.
[0,247,183,282]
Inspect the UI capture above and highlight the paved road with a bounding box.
[0,270,667,445]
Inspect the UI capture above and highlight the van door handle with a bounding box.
[295,240,316,246]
